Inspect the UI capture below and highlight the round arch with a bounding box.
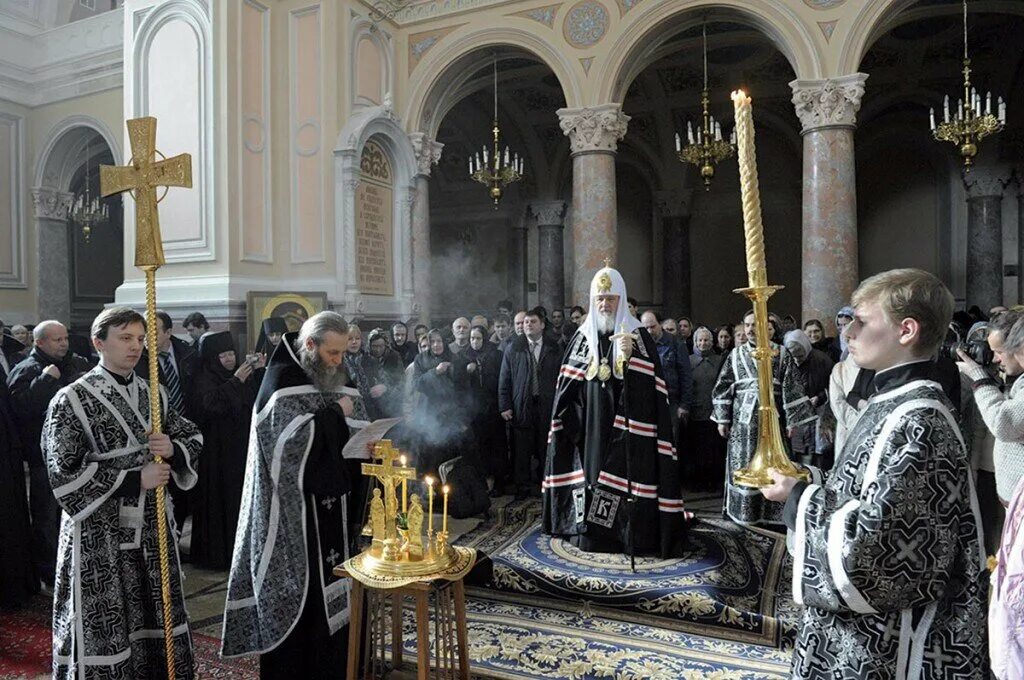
[35,114,121,190]
[403,25,583,136]
[839,0,1024,76]
[596,0,822,105]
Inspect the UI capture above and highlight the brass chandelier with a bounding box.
[930,0,1005,170]
[676,19,734,191]
[469,55,523,208]
[68,140,109,242]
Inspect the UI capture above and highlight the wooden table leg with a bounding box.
[347,580,365,680]
[453,580,470,680]
[415,590,430,680]
[391,591,404,669]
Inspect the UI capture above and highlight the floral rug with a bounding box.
[481,517,799,648]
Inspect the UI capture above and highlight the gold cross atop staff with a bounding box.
[362,441,417,516]
[100,117,192,267]
[99,116,192,680]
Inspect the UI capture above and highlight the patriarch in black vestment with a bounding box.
[543,265,688,557]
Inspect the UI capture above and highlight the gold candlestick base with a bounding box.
[731,283,811,489]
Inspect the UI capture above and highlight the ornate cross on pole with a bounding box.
[99,116,192,680]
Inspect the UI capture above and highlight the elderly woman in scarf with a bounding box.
[466,324,506,488]
[358,327,405,420]
[783,329,834,467]
[191,331,260,569]
[688,327,726,491]
[410,329,471,474]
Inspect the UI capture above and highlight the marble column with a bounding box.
[655,190,693,316]
[790,73,867,326]
[558,104,629,306]
[409,133,443,325]
[964,168,1008,310]
[31,188,75,323]
[530,200,568,314]
[506,220,529,309]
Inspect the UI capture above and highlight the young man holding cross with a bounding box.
[44,307,203,679]
[760,269,988,679]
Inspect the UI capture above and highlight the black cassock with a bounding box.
[543,328,687,557]
[0,349,37,608]
[221,332,354,679]
[190,333,259,570]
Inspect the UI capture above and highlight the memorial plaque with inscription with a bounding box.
[356,140,394,296]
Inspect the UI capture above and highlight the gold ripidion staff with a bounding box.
[729,91,809,489]
[100,117,193,679]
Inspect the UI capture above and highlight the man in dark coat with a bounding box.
[390,321,419,366]
[0,327,36,606]
[499,307,561,498]
[7,320,91,587]
[360,327,406,420]
[135,310,200,533]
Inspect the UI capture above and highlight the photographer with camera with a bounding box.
[957,310,1024,549]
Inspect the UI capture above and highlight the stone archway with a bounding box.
[32,116,122,328]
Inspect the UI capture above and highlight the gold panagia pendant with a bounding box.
[598,358,612,382]
[585,356,599,381]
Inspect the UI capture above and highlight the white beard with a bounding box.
[596,312,615,333]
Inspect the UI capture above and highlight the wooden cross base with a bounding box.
[337,567,470,680]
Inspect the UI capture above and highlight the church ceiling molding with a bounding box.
[817,20,838,43]
[562,0,610,49]
[803,0,846,10]
[580,57,594,75]
[614,0,643,19]
[0,5,123,107]
[508,4,560,28]
[404,27,584,135]
[408,24,466,75]
[594,0,824,105]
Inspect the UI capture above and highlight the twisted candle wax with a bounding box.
[730,90,767,287]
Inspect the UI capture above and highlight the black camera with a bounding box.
[942,324,994,366]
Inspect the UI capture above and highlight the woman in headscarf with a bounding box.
[688,327,726,492]
[410,329,470,474]
[465,325,506,487]
[783,329,834,468]
[359,327,405,420]
[190,331,260,569]
[343,323,367,391]
[715,324,733,356]
[413,324,429,346]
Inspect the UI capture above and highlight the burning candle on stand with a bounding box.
[400,455,408,513]
[442,484,450,533]
[425,476,434,535]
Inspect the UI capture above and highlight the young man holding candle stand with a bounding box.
[760,269,988,679]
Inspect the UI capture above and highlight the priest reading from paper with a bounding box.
[44,307,203,679]
[221,311,356,679]
[542,264,688,557]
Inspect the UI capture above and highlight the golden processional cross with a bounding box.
[100,116,192,680]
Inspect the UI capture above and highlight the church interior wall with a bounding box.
[0,98,30,323]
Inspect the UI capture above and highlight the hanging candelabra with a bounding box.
[930,0,1005,171]
[676,19,734,191]
[469,55,523,208]
[68,140,109,242]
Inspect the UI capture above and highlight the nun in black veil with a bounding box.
[190,331,260,569]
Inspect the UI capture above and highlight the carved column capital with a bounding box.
[529,200,567,227]
[790,73,868,133]
[556,104,629,154]
[965,166,1011,199]
[31,187,74,220]
[409,132,443,177]
[654,190,693,219]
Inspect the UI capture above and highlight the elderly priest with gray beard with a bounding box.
[543,264,689,558]
[222,311,356,678]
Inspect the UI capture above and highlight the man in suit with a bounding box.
[136,310,200,537]
[499,307,562,498]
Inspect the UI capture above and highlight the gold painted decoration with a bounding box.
[596,272,612,293]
